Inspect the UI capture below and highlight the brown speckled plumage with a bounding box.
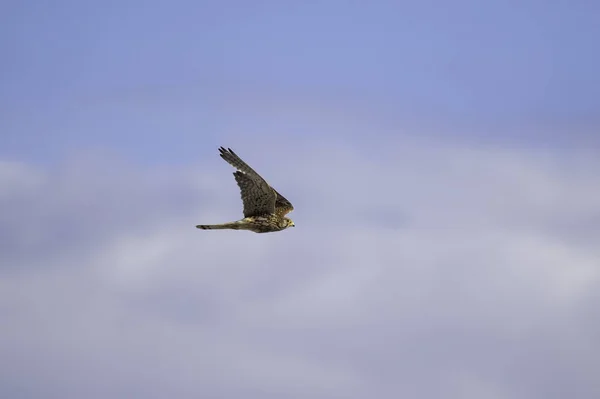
[196,147,295,233]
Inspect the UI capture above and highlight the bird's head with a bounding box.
[284,217,295,228]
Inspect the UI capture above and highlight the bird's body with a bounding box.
[197,215,292,233]
[196,147,295,233]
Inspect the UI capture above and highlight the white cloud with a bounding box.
[1,136,599,399]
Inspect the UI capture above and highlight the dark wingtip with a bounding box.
[219,146,237,158]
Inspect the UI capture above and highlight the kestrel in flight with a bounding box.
[196,147,295,233]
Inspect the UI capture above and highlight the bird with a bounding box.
[196,147,295,233]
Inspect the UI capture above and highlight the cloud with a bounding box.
[1,136,599,399]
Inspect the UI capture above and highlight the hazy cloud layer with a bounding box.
[1,136,599,399]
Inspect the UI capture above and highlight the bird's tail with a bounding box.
[196,221,241,231]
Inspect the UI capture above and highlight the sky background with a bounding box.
[1,1,600,398]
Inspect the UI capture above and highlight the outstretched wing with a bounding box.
[219,147,293,217]
[273,189,294,217]
[232,171,276,217]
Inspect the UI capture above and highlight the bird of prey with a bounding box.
[196,147,295,233]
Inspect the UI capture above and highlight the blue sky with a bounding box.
[2,0,599,163]
[2,2,600,398]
